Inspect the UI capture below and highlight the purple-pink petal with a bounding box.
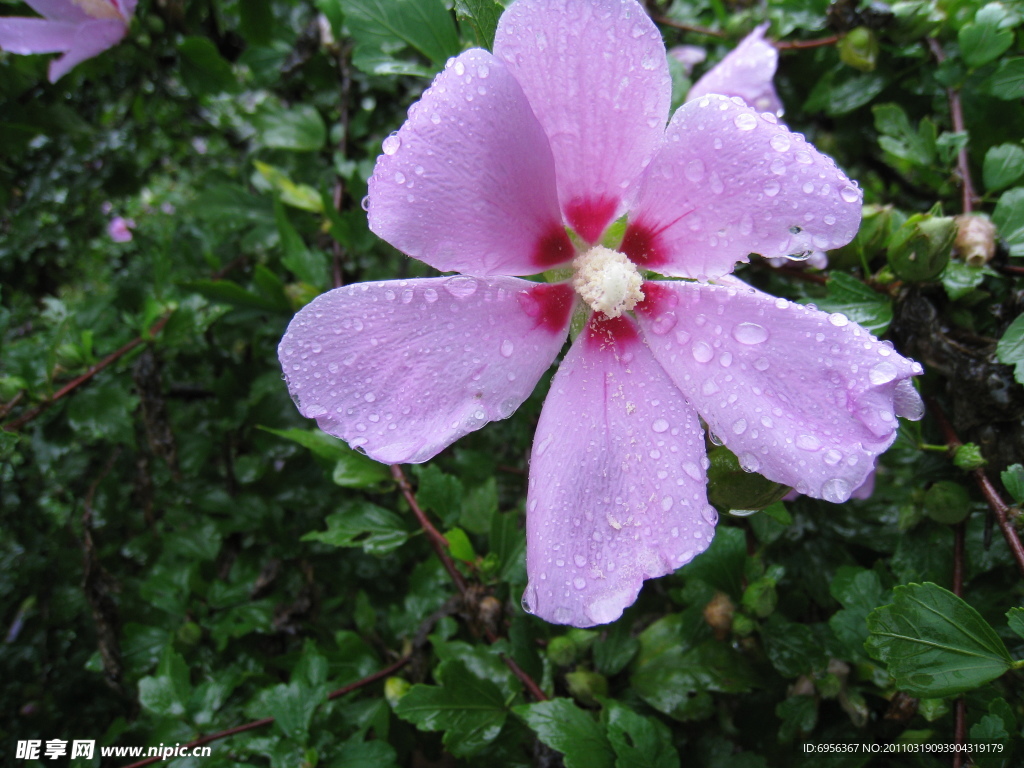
[23,1,91,23]
[687,23,783,117]
[367,49,572,276]
[635,281,923,503]
[278,278,574,465]
[524,315,715,627]
[493,0,671,243]
[0,18,79,54]
[46,18,125,81]
[622,94,862,281]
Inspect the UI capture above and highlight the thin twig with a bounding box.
[331,40,353,290]
[926,398,1024,578]
[0,391,23,420]
[927,38,977,213]
[120,656,410,768]
[391,464,468,594]
[2,313,173,433]
[775,35,841,50]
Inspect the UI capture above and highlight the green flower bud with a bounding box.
[546,636,578,667]
[565,669,608,708]
[384,676,411,708]
[839,28,879,72]
[924,480,971,524]
[953,443,987,470]
[731,612,756,637]
[176,621,202,646]
[887,212,956,281]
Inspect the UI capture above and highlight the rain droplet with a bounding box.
[691,341,713,363]
[734,112,757,131]
[574,554,587,567]
[443,275,478,298]
[732,418,747,435]
[649,313,678,335]
[732,322,769,344]
[701,504,719,524]
[738,452,760,472]
[652,418,669,433]
[828,312,849,327]
[763,180,780,197]
[424,288,439,303]
[796,434,821,451]
[840,185,860,203]
[770,134,791,152]
[869,362,898,385]
[685,159,705,182]
[821,478,852,503]
[824,449,843,466]
[573,577,587,590]
[500,339,514,357]
[770,158,787,176]
[381,133,401,155]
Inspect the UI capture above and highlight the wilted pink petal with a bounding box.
[622,94,862,281]
[635,281,923,502]
[0,0,131,82]
[494,0,670,242]
[688,23,783,117]
[524,315,715,626]
[668,44,706,75]
[279,278,574,464]
[108,215,133,242]
[368,49,573,276]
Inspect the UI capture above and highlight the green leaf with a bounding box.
[513,698,614,768]
[394,660,508,757]
[1006,607,1024,640]
[274,199,328,289]
[679,526,746,600]
[413,464,463,527]
[829,567,891,662]
[490,509,526,583]
[266,681,326,742]
[959,3,1015,69]
[984,57,1024,100]
[804,67,887,116]
[183,278,289,312]
[302,501,411,555]
[254,161,324,212]
[776,695,817,743]
[941,261,991,301]
[193,183,275,228]
[983,143,1024,192]
[996,313,1024,384]
[343,0,461,76]
[593,620,640,676]
[873,103,936,167]
[444,527,476,563]
[138,646,191,717]
[1001,464,1024,504]
[454,0,504,49]
[865,582,1013,697]
[602,699,679,768]
[993,187,1024,256]
[239,0,274,46]
[178,37,237,96]
[255,104,327,152]
[809,272,893,335]
[260,426,390,487]
[761,615,827,678]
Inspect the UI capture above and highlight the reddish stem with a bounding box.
[775,35,841,50]
[2,313,173,433]
[120,656,409,768]
[927,38,977,213]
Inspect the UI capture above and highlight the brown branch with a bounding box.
[650,15,726,38]
[391,464,468,595]
[994,264,1024,277]
[926,398,1024,578]
[0,390,23,420]
[927,38,978,213]
[776,35,841,50]
[121,656,410,768]
[2,313,173,433]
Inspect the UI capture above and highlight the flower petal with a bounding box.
[622,94,862,280]
[0,18,78,54]
[47,19,125,81]
[279,278,574,465]
[687,23,783,117]
[494,0,671,242]
[23,1,91,22]
[367,49,572,276]
[523,314,715,627]
[635,281,923,502]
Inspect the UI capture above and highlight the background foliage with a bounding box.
[3,0,1024,765]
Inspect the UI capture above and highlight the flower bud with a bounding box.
[384,677,411,708]
[953,213,997,266]
[924,480,971,524]
[887,212,956,281]
[953,443,987,470]
[742,577,778,618]
[565,669,609,707]
[703,591,735,640]
[546,636,579,667]
[839,28,879,72]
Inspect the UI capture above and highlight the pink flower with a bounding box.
[688,23,783,118]
[107,215,134,242]
[279,0,923,627]
[0,0,135,83]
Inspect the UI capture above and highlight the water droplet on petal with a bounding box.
[732,322,769,344]
[573,577,587,590]
[500,339,514,357]
[685,159,705,182]
[574,554,587,567]
[869,362,898,385]
[424,288,438,303]
[381,133,401,155]
[701,504,719,524]
[734,112,757,131]
[828,312,849,327]
[738,452,760,472]
[770,134,791,152]
[763,180,780,197]
[652,418,669,433]
[840,185,861,203]
[692,341,713,363]
[732,418,748,435]
[443,275,478,298]
[796,434,821,451]
[822,478,852,503]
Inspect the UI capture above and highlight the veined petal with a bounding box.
[494,0,670,243]
[24,1,91,22]
[524,314,715,627]
[46,18,125,81]
[367,49,572,276]
[0,18,78,54]
[635,281,923,503]
[687,23,783,117]
[622,94,862,281]
[279,278,574,465]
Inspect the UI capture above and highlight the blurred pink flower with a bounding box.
[108,215,134,242]
[0,0,136,83]
[280,0,922,627]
